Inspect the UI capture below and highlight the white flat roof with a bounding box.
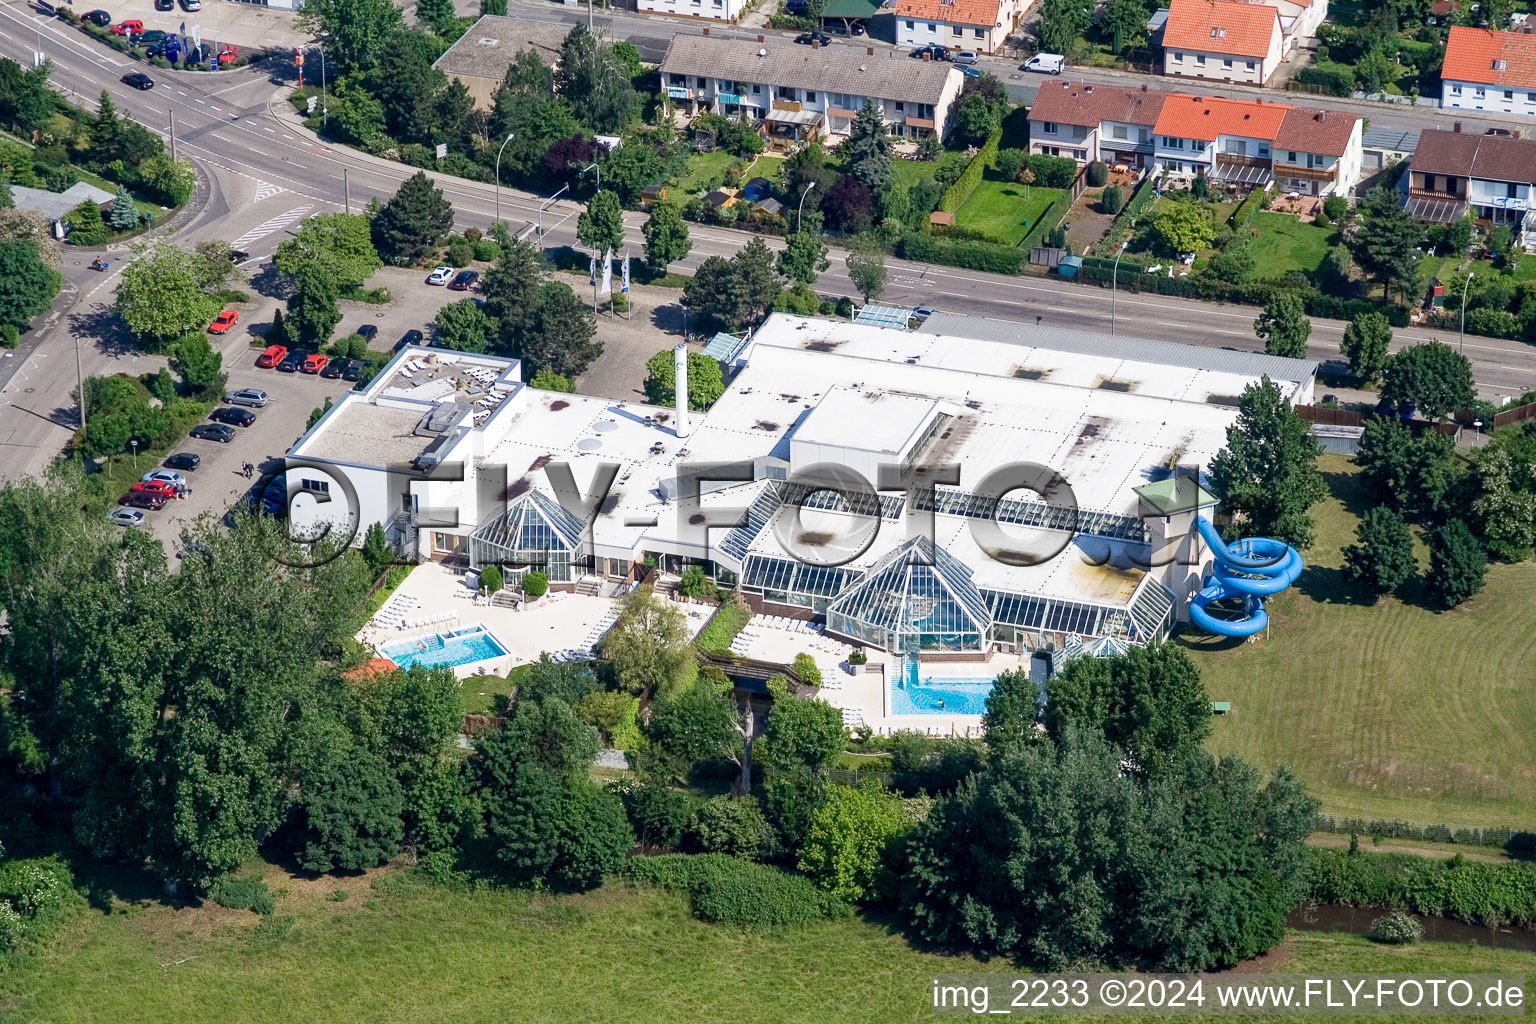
[792,386,941,455]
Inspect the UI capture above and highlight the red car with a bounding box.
[208,310,239,335]
[301,353,328,374]
[257,344,287,368]
[132,480,178,498]
[111,19,144,35]
[120,491,167,511]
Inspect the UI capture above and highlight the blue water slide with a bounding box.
[1187,516,1303,637]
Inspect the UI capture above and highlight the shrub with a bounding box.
[207,875,274,916]
[618,777,703,848]
[522,569,549,598]
[1303,847,1536,926]
[1322,195,1349,222]
[692,795,777,861]
[1086,161,1109,187]
[993,148,1026,181]
[697,598,752,654]
[1100,184,1124,215]
[530,368,573,392]
[1467,307,1522,340]
[1313,208,1331,228]
[472,239,501,262]
[899,233,1028,275]
[1297,61,1356,96]
[623,853,849,926]
[847,648,867,666]
[1368,910,1424,944]
[1020,153,1077,189]
[790,652,822,688]
[446,242,474,268]
[0,901,23,951]
[0,324,18,349]
[479,564,503,595]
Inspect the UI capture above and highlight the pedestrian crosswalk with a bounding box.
[230,205,312,250]
[252,181,286,202]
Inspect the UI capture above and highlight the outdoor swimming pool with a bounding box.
[378,624,509,671]
[888,659,996,715]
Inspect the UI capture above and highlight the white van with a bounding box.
[1024,53,1065,74]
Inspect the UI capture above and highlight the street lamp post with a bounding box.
[1459,270,1474,354]
[1111,238,1130,336]
[538,184,569,240]
[796,181,817,233]
[129,438,139,472]
[582,162,601,194]
[315,45,327,133]
[494,133,515,229]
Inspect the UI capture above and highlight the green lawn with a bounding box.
[674,151,736,194]
[1182,455,1536,829]
[955,178,1062,246]
[1247,211,1337,278]
[460,662,530,715]
[888,151,966,192]
[6,865,1533,1024]
[745,154,784,182]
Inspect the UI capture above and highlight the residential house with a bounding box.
[1026,81,1168,169]
[659,35,963,143]
[1271,107,1363,197]
[431,15,570,109]
[1405,127,1536,229]
[1440,26,1536,117]
[8,181,115,234]
[1151,93,1289,181]
[1265,0,1327,41]
[894,0,1023,55]
[638,0,751,24]
[1161,0,1284,84]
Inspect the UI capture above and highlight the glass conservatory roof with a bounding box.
[824,535,993,638]
[471,489,586,553]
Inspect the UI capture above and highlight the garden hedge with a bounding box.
[1229,185,1270,231]
[624,854,850,926]
[899,232,1028,274]
[938,130,1001,214]
[1296,61,1357,97]
[1304,848,1536,927]
[1019,192,1071,252]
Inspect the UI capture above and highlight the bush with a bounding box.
[623,853,849,926]
[207,875,274,916]
[472,239,502,262]
[790,652,822,688]
[479,564,503,595]
[1323,195,1349,222]
[1368,910,1424,944]
[446,242,474,268]
[697,598,752,654]
[522,569,549,598]
[0,324,18,349]
[1466,307,1522,340]
[677,565,716,600]
[1229,186,1269,231]
[1020,153,1077,189]
[993,148,1026,182]
[1086,161,1108,187]
[692,795,777,861]
[618,778,703,848]
[900,233,1027,275]
[1303,847,1536,927]
[938,130,1000,214]
[1100,185,1124,215]
[847,648,867,666]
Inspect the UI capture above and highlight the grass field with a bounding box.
[5,861,1533,1024]
[955,177,1061,246]
[674,151,737,194]
[460,663,529,715]
[1182,455,1536,828]
[1247,212,1337,279]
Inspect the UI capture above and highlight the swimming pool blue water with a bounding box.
[379,624,508,670]
[889,660,996,715]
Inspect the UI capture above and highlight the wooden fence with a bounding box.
[1493,400,1536,431]
[1295,405,1363,427]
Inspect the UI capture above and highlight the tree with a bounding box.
[1469,445,1536,562]
[62,200,107,246]
[789,652,822,689]
[684,238,781,332]
[297,0,405,73]
[522,569,549,598]
[1037,0,1093,56]
[1354,417,1456,518]
[1341,311,1393,383]
[374,31,447,143]
[371,172,455,266]
[644,349,725,410]
[576,189,625,258]
[597,584,695,696]
[693,794,777,859]
[291,731,404,874]
[1208,377,1326,548]
[286,266,343,345]
[642,202,690,271]
[1426,519,1487,608]
[360,521,393,576]
[0,209,59,273]
[599,141,665,208]
[114,242,221,349]
[845,236,887,304]
[517,654,600,708]
[820,175,875,234]
[92,89,122,157]
[433,298,497,353]
[1152,201,1214,254]
[436,78,478,149]
[106,188,138,232]
[1348,186,1421,301]
[0,241,56,331]
[731,237,781,325]
[845,99,892,194]
[480,236,547,345]
[798,783,907,902]
[414,0,457,34]
[168,335,226,401]
[479,565,503,595]
[275,212,382,289]
[555,24,639,132]
[761,681,843,772]
[519,281,600,376]
[1206,235,1253,284]
[1380,341,1474,421]
[1341,506,1416,597]
[1102,0,1148,50]
[139,154,195,207]
[779,144,838,211]
[951,75,1010,146]
[1253,292,1312,359]
[778,231,829,286]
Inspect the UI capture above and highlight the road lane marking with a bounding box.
[229,205,313,249]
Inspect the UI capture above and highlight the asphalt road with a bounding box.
[2,2,1534,482]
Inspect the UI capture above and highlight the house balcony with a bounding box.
[1272,163,1337,182]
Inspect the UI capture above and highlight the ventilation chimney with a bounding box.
[1454,121,1462,132]
[673,344,691,439]
[757,34,765,42]
[1314,111,1324,121]
[1085,84,1094,92]
[867,46,875,55]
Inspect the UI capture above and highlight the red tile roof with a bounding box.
[894,0,1003,27]
[1153,93,1291,141]
[1162,0,1281,59]
[1442,26,1536,90]
[1272,107,1359,156]
[1026,80,1169,128]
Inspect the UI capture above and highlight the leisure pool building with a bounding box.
[287,313,1315,661]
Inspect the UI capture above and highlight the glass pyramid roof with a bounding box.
[825,535,993,641]
[471,489,586,554]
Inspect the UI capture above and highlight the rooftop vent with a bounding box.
[759,47,767,56]
[860,63,867,71]
[1085,84,1094,92]
[477,37,498,45]
[1314,111,1324,121]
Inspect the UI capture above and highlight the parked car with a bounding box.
[108,508,145,527]
[951,50,980,66]
[224,388,269,408]
[427,265,454,285]
[795,31,832,45]
[210,406,256,427]
[132,480,178,498]
[179,0,201,9]
[911,43,949,60]
[120,491,167,511]
[1023,52,1065,74]
[276,349,307,373]
[302,353,329,374]
[319,357,345,379]
[82,10,113,26]
[356,324,378,343]
[912,305,935,322]
[123,72,155,90]
[448,270,479,291]
[208,309,239,334]
[851,21,866,35]
[341,359,365,382]
[143,470,186,487]
[138,29,167,44]
[190,423,235,443]
[154,0,173,10]
[110,19,143,35]
[960,65,981,77]
[164,452,201,471]
[397,329,424,350]
[257,344,287,368]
